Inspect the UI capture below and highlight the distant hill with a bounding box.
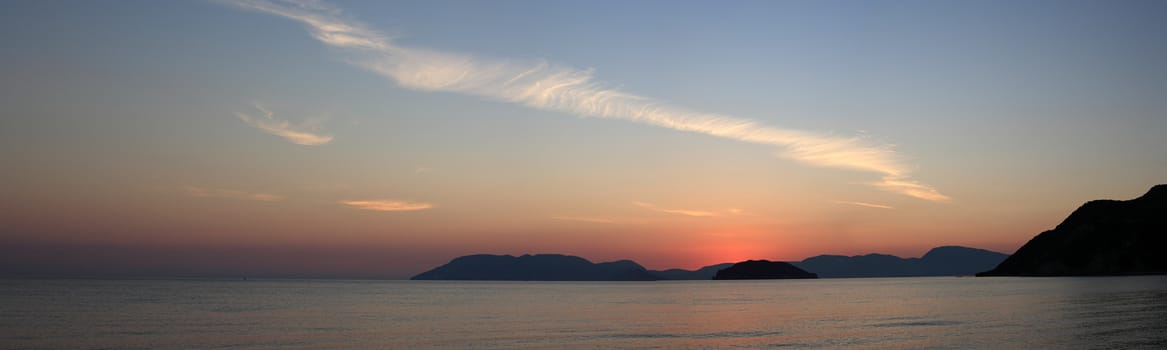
[650,263,734,280]
[979,185,1167,276]
[412,245,1009,281]
[793,246,1008,278]
[919,246,1009,275]
[410,254,657,281]
[712,260,817,280]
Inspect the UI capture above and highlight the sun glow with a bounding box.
[677,239,774,269]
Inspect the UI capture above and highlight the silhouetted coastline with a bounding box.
[979,184,1167,276]
[796,246,1007,278]
[411,254,657,281]
[411,245,1010,281]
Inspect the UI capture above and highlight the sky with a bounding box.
[2,0,1164,278]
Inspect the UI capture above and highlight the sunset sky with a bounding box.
[2,0,1164,278]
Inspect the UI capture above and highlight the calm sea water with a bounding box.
[2,276,1165,349]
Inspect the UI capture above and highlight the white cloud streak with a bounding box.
[725,208,750,216]
[835,200,895,210]
[186,186,285,201]
[550,216,618,224]
[633,201,720,217]
[237,102,333,146]
[228,0,949,201]
[340,199,433,212]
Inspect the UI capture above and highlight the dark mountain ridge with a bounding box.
[651,263,735,280]
[411,254,657,281]
[413,245,1007,281]
[979,184,1167,276]
[793,246,1008,278]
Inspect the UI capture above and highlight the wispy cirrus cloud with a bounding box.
[550,216,618,224]
[835,200,895,210]
[237,102,333,146]
[228,0,949,202]
[413,166,433,175]
[186,186,285,201]
[633,201,720,217]
[339,199,433,212]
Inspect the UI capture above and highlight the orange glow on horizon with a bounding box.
[674,239,777,270]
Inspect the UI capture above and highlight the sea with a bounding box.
[2,276,1165,349]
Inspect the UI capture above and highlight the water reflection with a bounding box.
[1,276,1164,349]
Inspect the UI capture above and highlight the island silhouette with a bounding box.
[713,260,817,280]
[411,254,657,281]
[411,245,1007,281]
[795,246,1007,278]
